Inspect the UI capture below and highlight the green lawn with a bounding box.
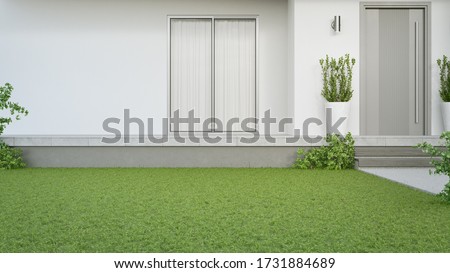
[0,168,449,253]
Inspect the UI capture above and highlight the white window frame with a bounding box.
[167,15,259,133]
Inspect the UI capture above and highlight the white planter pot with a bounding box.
[441,102,450,131]
[325,102,351,135]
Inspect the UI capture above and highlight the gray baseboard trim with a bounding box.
[19,146,300,168]
[1,135,443,147]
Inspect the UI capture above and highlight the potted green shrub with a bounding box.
[438,55,450,131]
[319,54,355,134]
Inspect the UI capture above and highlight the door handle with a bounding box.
[415,21,419,124]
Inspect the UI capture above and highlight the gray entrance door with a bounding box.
[361,8,426,136]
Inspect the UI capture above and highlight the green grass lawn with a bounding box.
[0,168,449,253]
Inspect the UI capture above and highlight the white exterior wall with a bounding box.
[0,0,289,135]
[292,0,450,136]
[2,0,450,140]
[430,0,450,134]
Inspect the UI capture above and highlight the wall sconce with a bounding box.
[331,16,341,32]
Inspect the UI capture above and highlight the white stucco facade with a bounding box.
[1,0,450,141]
[0,0,289,136]
[291,0,450,136]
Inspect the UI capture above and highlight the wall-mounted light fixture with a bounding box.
[331,16,341,32]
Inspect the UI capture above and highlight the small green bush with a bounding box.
[437,55,450,102]
[417,131,450,203]
[0,140,26,170]
[319,54,356,102]
[293,133,355,170]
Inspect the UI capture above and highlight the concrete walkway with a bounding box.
[359,167,448,194]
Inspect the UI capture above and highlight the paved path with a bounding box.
[359,167,448,194]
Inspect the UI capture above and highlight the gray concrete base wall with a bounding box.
[18,146,433,168]
[20,147,300,168]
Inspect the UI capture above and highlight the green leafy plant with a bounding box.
[1,83,28,135]
[0,141,26,170]
[319,54,356,102]
[438,55,450,102]
[293,133,355,170]
[0,83,28,169]
[417,131,450,203]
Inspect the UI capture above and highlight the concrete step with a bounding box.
[356,157,433,167]
[355,147,432,157]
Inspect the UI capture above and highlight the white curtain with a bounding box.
[170,19,212,132]
[214,19,256,132]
